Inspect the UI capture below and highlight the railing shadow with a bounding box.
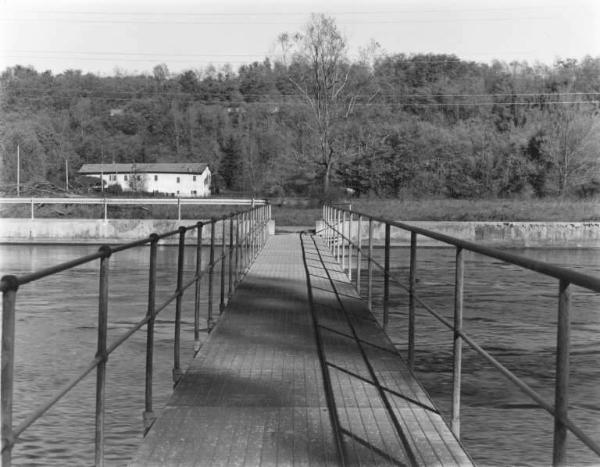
[319,203,600,466]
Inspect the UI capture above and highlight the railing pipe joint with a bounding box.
[1,275,19,293]
[98,245,112,259]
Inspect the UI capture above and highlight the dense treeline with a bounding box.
[1,15,599,199]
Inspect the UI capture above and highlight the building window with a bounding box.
[176,177,180,183]
[193,175,196,182]
[136,175,141,181]
[124,175,128,181]
[154,175,158,181]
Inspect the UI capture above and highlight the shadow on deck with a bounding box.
[130,234,472,466]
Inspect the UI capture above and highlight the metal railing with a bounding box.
[0,204,271,466]
[321,203,600,466]
[0,197,268,220]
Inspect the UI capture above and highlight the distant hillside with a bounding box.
[1,19,599,200]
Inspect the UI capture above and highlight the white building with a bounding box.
[79,163,211,197]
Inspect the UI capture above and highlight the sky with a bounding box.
[1,0,599,76]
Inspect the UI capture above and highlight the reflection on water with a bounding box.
[1,244,599,466]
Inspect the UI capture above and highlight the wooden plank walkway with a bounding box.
[130,234,473,466]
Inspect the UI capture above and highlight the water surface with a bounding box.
[1,244,599,466]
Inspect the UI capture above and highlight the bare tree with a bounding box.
[542,106,600,195]
[278,14,353,192]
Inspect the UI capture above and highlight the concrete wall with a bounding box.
[315,220,600,248]
[0,218,275,245]
[1,218,598,247]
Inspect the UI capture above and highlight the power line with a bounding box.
[3,50,271,58]
[3,51,583,65]
[6,94,599,107]
[4,87,599,99]
[0,50,539,60]
[2,55,266,65]
[10,6,570,17]
[0,16,557,25]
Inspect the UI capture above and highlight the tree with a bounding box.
[541,107,600,195]
[278,14,354,192]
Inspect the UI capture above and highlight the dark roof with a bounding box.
[79,163,209,175]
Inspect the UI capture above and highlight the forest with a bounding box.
[1,14,599,200]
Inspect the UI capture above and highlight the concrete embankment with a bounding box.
[315,220,600,248]
[0,219,275,245]
[0,218,598,247]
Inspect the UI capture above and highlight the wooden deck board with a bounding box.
[130,234,472,466]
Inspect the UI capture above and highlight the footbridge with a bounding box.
[2,203,599,466]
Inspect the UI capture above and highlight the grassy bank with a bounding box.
[272,198,600,226]
[1,198,598,226]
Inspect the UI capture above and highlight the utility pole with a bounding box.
[16,144,20,197]
[65,159,69,192]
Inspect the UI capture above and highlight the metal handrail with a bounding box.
[321,203,600,466]
[0,196,268,221]
[0,197,268,205]
[0,204,272,466]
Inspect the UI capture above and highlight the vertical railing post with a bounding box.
[383,223,391,329]
[408,232,417,370]
[259,206,264,248]
[103,199,107,222]
[256,208,260,252]
[248,208,252,264]
[262,205,266,247]
[95,245,111,467]
[323,205,328,245]
[228,214,234,299]
[241,212,246,277]
[248,209,252,267]
[451,247,464,438]
[265,204,269,244]
[253,207,257,258]
[194,222,203,352]
[348,212,353,280]
[553,279,571,466]
[220,217,226,314]
[173,227,186,384]
[261,205,267,246]
[177,197,181,221]
[328,205,332,246]
[235,213,240,286]
[356,215,362,293]
[207,218,216,330]
[329,205,332,247]
[341,210,346,270]
[248,209,252,262]
[1,275,19,467]
[336,209,341,262]
[240,211,246,273]
[30,199,34,219]
[144,234,158,432]
[333,208,337,258]
[325,205,330,247]
[367,218,373,311]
